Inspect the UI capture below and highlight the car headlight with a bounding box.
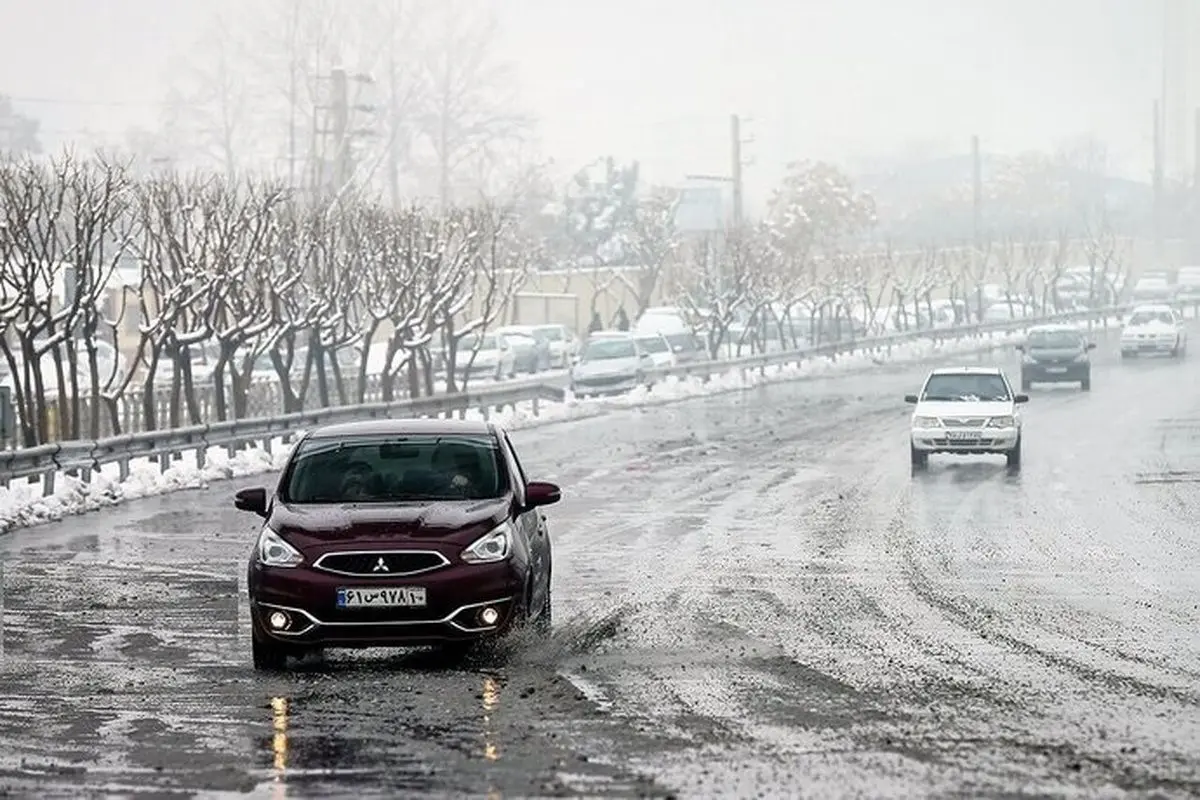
[461,523,513,564]
[257,526,304,568]
[986,416,1016,428]
[912,415,942,428]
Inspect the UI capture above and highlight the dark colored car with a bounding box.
[1017,324,1095,391]
[233,418,561,670]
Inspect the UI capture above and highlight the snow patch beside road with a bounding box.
[0,324,1102,535]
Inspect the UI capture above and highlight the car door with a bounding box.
[502,432,551,611]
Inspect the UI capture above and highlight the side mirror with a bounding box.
[904,394,919,404]
[1087,342,1096,350]
[1014,394,1030,404]
[524,481,562,508]
[234,486,269,518]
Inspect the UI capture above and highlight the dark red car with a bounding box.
[233,418,561,670]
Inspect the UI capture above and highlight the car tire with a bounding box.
[251,629,291,671]
[910,444,928,472]
[1121,351,1134,360]
[1006,436,1022,470]
[1080,373,1091,391]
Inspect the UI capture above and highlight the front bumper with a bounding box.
[1022,361,1089,382]
[570,374,641,396]
[249,558,525,648]
[911,427,1020,454]
[1121,339,1177,355]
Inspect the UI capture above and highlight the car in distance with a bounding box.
[906,366,1029,471]
[496,325,553,373]
[1120,304,1188,359]
[569,331,655,397]
[233,418,561,670]
[456,332,517,380]
[530,323,581,368]
[1017,324,1096,391]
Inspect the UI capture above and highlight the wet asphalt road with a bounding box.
[3,326,1200,798]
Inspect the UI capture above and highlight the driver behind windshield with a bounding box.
[921,374,1011,401]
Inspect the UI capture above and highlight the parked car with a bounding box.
[496,326,552,373]
[633,332,677,368]
[234,417,562,669]
[529,324,581,368]
[569,331,655,397]
[1176,266,1200,303]
[1131,275,1174,303]
[456,333,517,380]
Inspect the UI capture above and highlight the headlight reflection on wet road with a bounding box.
[271,696,289,797]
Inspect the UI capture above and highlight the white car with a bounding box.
[530,323,580,368]
[1119,304,1187,359]
[456,332,516,380]
[632,333,677,368]
[569,332,655,397]
[906,366,1028,471]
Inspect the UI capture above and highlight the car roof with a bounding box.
[306,417,496,440]
[928,366,1005,376]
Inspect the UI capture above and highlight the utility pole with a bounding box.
[731,114,743,228]
[313,67,376,201]
[971,134,982,249]
[1154,99,1165,266]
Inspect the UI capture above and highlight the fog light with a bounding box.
[268,611,290,630]
[479,607,499,626]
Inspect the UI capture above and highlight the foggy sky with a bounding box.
[0,0,1163,204]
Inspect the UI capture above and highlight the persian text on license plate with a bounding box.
[946,430,981,441]
[337,587,427,608]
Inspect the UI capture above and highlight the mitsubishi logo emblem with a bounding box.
[372,557,389,572]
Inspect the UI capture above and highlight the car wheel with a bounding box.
[910,444,928,472]
[1006,436,1022,470]
[1080,373,1091,391]
[251,629,291,671]
[1121,351,1134,360]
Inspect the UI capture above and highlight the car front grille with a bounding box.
[314,550,450,577]
[941,417,988,428]
[578,374,633,387]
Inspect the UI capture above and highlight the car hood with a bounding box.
[914,400,1015,418]
[574,357,640,376]
[269,499,510,548]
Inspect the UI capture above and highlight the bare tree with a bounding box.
[415,0,532,207]
[619,189,681,316]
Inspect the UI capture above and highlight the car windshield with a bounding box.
[582,338,636,360]
[664,332,699,350]
[1129,311,1174,326]
[921,373,1011,402]
[282,434,505,503]
[1026,330,1083,348]
[461,334,498,351]
[635,336,668,354]
[534,326,563,341]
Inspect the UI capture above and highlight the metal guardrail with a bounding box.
[0,304,1129,496]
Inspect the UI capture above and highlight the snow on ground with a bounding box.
[0,322,1107,535]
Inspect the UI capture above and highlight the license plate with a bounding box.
[946,431,981,441]
[1045,367,1067,373]
[337,587,427,608]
